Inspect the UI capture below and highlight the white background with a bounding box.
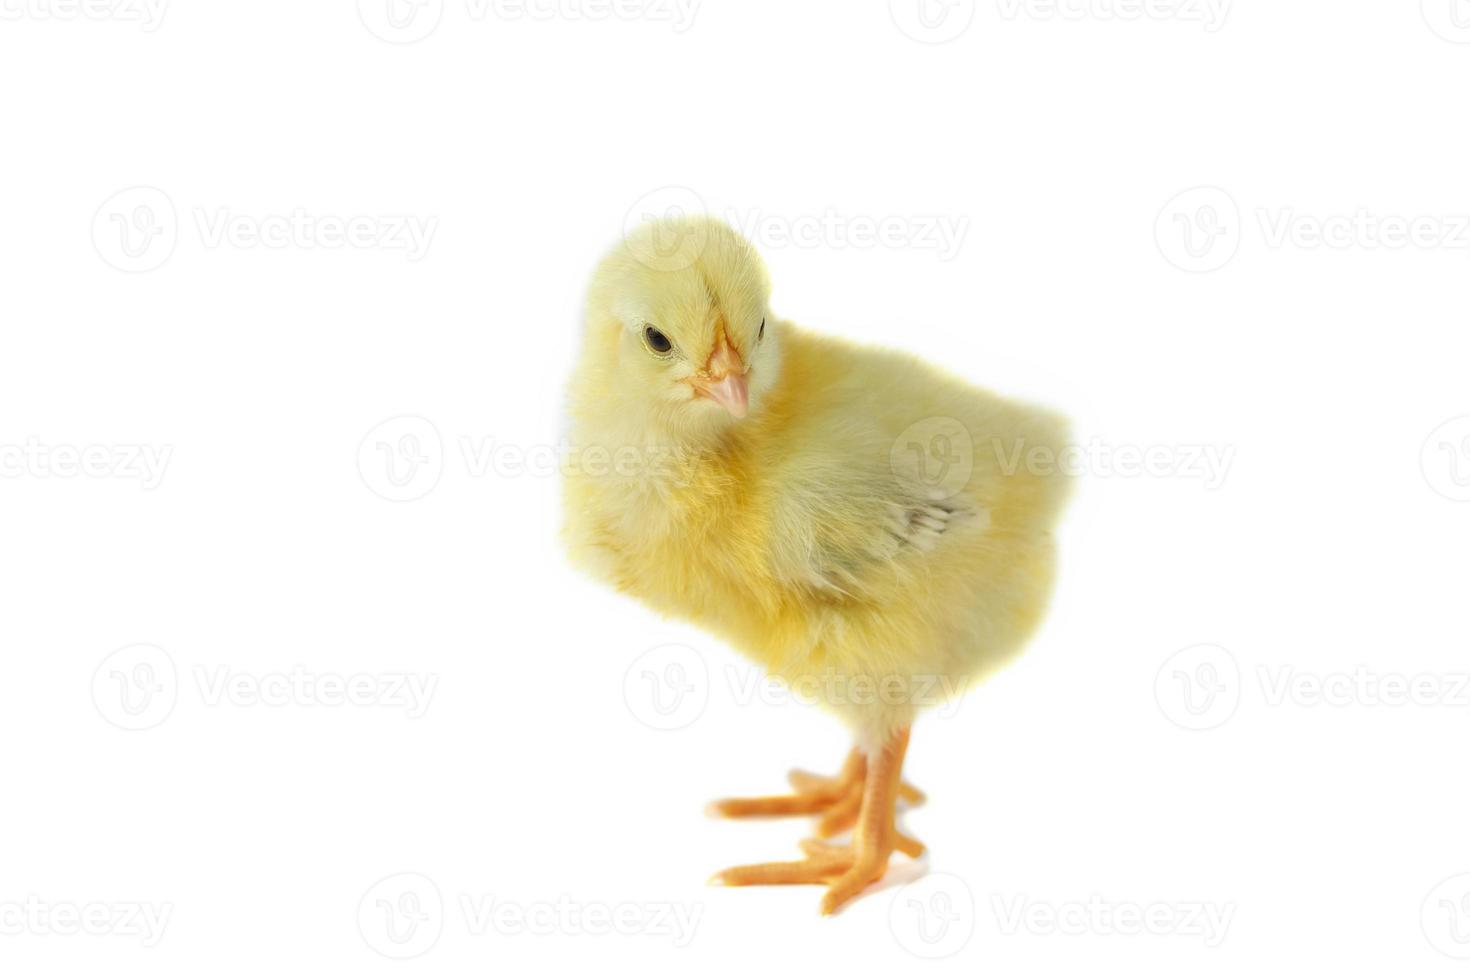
[3,0,1470,976]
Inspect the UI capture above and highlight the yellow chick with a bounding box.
[563,215,1072,914]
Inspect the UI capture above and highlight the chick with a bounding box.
[563,215,1071,914]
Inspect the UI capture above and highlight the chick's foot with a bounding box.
[708,747,924,842]
[711,728,921,914]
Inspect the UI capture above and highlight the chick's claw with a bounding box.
[711,842,889,910]
[711,840,899,915]
[707,748,925,829]
[710,728,919,915]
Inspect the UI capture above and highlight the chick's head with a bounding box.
[578,215,779,441]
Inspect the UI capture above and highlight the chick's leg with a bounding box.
[819,726,910,914]
[712,727,918,915]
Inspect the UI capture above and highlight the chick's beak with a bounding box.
[700,372,749,419]
[692,328,750,419]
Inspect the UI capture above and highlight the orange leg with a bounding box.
[711,727,920,914]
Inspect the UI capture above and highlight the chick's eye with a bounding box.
[644,326,672,354]
[758,318,765,340]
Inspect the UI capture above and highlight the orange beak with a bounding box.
[692,328,749,419]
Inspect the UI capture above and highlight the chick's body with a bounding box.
[566,315,1068,744]
[563,217,1071,911]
